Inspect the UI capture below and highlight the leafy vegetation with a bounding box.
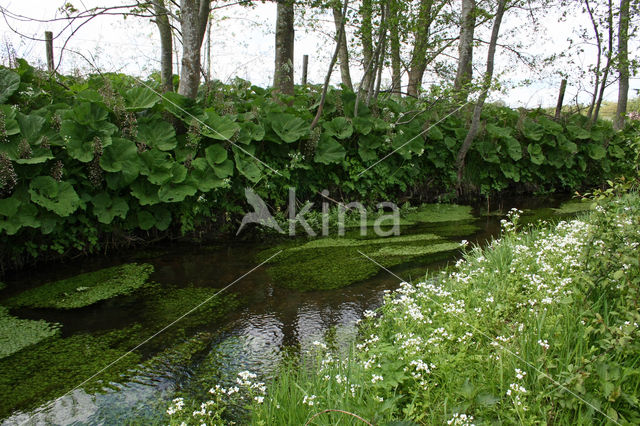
[0,60,636,270]
[246,193,640,424]
[6,263,154,309]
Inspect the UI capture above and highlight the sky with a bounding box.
[0,0,638,108]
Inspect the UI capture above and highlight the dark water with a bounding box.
[0,196,576,425]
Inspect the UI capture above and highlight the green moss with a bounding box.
[424,222,481,238]
[291,233,441,251]
[553,199,594,215]
[0,306,60,359]
[0,329,142,418]
[372,242,461,257]
[260,234,463,291]
[403,203,474,224]
[7,263,155,309]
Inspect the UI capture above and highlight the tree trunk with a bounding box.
[614,0,630,130]
[406,0,434,97]
[584,0,601,122]
[152,0,173,92]
[555,79,567,120]
[359,0,374,97]
[388,0,402,97]
[456,0,507,185]
[177,0,209,99]
[274,0,295,95]
[593,0,613,124]
[332,4,353,91]
[453,0,476,101]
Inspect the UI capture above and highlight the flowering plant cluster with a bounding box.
[248,194,640,425]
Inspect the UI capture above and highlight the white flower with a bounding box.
[303,394,317,406]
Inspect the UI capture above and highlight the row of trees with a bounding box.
[0,0,637,182]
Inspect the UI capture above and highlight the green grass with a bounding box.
[247,194,640,424]
[0,306,60,359]
[6,263,154,309]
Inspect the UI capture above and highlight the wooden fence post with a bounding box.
[45,31,54,72]
[302,54,309,85]
[555,79,567,120]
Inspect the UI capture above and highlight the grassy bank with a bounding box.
[175,192,640,425]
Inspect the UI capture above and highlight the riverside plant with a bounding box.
[246,194,640,425]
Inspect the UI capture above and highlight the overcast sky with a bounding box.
[1,0,638,108]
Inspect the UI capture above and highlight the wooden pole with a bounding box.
[555,79,567,120]
[302,54,309,85]
[45,31,54,72]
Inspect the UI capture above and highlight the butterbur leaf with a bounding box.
[0,105,19,135]
[527,143,545,165]
[16,113,45,143]
[91,192,129,224]
[205,144,228,166]
[100,137,141,175]
[521,119,544,141]
[125,87,159,110]
[269,113,309,143]
[237,121,265,144]
[158,182,197,203]
[233,146,261,182]
[190,158,225,192]
[139,149,174,185]
[587,143,606,160]
[503,136,522,161]
[314,134,346,164]
[130,179,161,206]
[137,210,156,230]
[0,196,20,217]
[170,163,188,183]
[201,109,239,140]
[73,102,109,127]
[0,69,20,104]
[213,158,234,178]
[353,116,373,135]
[566,124,591,140]
[323,117,353,140]
[137,121,177,151]
[29,177,80,217]
[151,206,171,231]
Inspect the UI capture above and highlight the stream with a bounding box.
[0,196,583,425]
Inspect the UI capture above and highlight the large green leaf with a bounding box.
[130,179,161,206]
[16,113,45,143]
[137,121,177,151]
[527,143,545,165]
[150,206,171,231]
[503,136,522,161]
[500,163,520,182]
[269,113,309,143]
[125,87,159,110]
[91,193,129,224]
[587,143,606,160]
[139,149,174,185]
[0,105,20,135]
[314,134,346,164]
[353,116,373,135]
[323,117,353,140]
[237,121,265,144]
[0,196,20,217]
[189,158,225,192]
[29,177,80,217]
[72,102,109,128]
[137,210,156,230]
[213,158,234,178]
[566,124,591,140]
[486,123,511,139]
[205,144,228,166]
[100,137,141,176]
[521,119,544,141]
[0,69,20,104]
[201,109,239,140]
[158,182,197,203]
[233,146,261,182]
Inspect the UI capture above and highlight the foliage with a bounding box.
[0,61,635,270]
[6,263,154,309]
[0,306,60,359]
[249,194,640,424]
